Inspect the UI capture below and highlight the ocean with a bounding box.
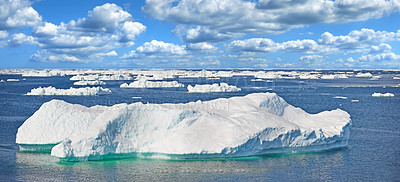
[0,70,399,181]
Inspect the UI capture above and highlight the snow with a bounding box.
[16,92,351,160]
[74,80,106,86]
[26,86,111,96]
[187,83,241,93]
[120,80,184,88]
[372,92,395,97]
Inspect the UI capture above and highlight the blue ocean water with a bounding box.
[0,70,399,181]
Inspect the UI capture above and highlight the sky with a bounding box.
[1,0,400,69]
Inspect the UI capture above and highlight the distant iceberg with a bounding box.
[70,74,133,81]
[6,79,19,82]
[74,80,106,86]
[187,83,241,93]
[120,80,184,88]
[26,86,111,96]
[372,92,394,97]
[16,92,351,161]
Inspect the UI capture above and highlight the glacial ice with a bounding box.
[74,80,106,86]
[372,92,395,97]
[120,80,184,88]
[187,83,241,93]
[16,92,351,160]
[26,86,111,96]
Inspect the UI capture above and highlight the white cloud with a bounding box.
[8,33,37,47]
[119,21,146,44]
[0,0,41,30]
[187,42,216,51]
[319,29,400,49]
[229,38,277,52]
[368,43,392,54]
[144,0,400,43]
[0,30,8,39]
[228,38,336,54]
[29,3,145,63]
[67,3,132,33]
[122,40,187,59]
[30,50,80,63]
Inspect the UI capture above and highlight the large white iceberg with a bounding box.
[120,80,184,88]
[16,92,351,160]
[187,83,241,93]
[26,86,111,96]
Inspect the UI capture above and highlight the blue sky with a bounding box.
[1,0,400,69]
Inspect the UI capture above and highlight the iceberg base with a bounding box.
[58,139,349,162]
[18,144,58,153]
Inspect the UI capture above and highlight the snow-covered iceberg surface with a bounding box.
[372,92,395,97]
[26,86,111,96]
[120,80,184,88]
[187,83,241,93]
[16,92,351,160]
[73,80,106,86]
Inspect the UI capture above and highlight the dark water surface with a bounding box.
[0,71,399,181]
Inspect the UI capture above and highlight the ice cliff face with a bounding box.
[16,92,351,160]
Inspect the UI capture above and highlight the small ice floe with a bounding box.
[120,80,184,88]
[6,79,19,82]
[251,79,264,82]
[74,80,106,86]
[351,100,359,102]
[206,77,221,80]
[0,79,4,83]
[333,96,348,99]
[393,77,400,80]
[372,92,395,97]
[26,86,111,96]
[132,97,142,99]
[369,76,381,80]
[187,83,241,93]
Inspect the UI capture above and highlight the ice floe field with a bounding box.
[0,69,399,181]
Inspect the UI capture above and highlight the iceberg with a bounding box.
[16,92,351,161]
[6,79,19,82]
[70,74,133,81]
[187,83,241,93]
[26,86,111,96]
[120,80,184,88]
[372,92,394,97]
[74,80,106,86]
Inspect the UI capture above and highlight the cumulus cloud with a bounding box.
[67,3,132,33]
[8,33,37,47]
[319,28,400,49]
[144,0,400,43]
[187,42,216,52]
[228,38,336,54]
[0,0,41,31]
[29,3,145,62]
[30,50,79,63]
[0,30,8,39]
[122,40,187,59]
